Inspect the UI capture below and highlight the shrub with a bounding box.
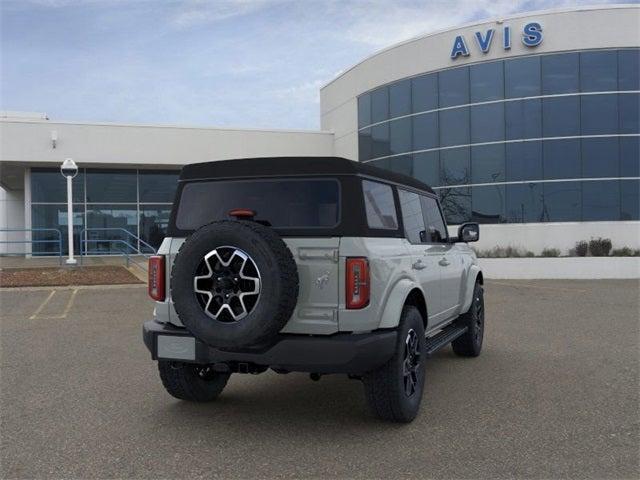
[611,247,640,257]
[589,237,612,257]
[475,246,535,258]
[540,248,561,257]
[574,241,589,257]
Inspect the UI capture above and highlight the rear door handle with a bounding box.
[438,258,450,267]
[412,259,426,270]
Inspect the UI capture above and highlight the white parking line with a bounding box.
[29,290,56,319]
[29,288,80,320]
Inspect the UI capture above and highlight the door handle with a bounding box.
[438,258,450,267]
[412,259,427,270]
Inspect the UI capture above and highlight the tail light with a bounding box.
[346,257,370,309]
[148,255,165,301]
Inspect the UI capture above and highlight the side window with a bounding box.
[420,195,448,243]
[398,189,426,243]
[362,180,398,230]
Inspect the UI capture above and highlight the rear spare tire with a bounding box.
[171,220,298,348]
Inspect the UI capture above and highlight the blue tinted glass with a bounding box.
[413,152,440,187]
[470,61,504,102]
[505,56,541,98]
[31,168,85,203]
[621,180,640,220]
[389,117,412,155]
[543,182,581,222]
[86,205,138,253]
[543,139,581,179]
[390,79,411,118]
[505,99,542,140]
[619,49,640,91]
[471,185,505,223]
[439,187,471,224]
[358,128,372,161]
[506,183,543,223]
[370,87,389,123]
[358,94,371,128]
[543,97,580,137]
[86,169,136,203]
[542,53,579,94]
[439,108,469,147]
[580,51,617,92]
[140,204,171,249]
[367,158,390,170]
[387,155,413,176]
[581,94,618,135]
[440,147,470,185]
[470,103,504,143]
[412,112,438,150]
[139,171,178,203]
[439,67,469,107]
[582,181,620,221]
[412,73,438,112]
[31,204,84,255]
[582,137,619,178]
[620,136,640,177]
[371,123,390,158]
[619,93,639,134]
[506,141,543,182]
[471,144,505,184]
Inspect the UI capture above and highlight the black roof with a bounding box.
[179,156,434,194]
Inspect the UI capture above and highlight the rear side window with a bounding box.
[398,189,426,243]
[421,196,448,242]
[362,180,398,230]
[175,178,339,230]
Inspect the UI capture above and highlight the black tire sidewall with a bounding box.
[394,307,427,417]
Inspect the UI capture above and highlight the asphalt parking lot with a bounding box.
[1,280,638,479]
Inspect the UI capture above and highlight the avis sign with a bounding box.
[450,22,543,59]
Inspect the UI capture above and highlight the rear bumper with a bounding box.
[143,320,397,375]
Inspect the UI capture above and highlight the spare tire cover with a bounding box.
[171,220,299,348]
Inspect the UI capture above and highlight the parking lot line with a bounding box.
[28,288,80,320]
[28,290,56,320]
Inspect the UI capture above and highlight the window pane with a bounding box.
[581,94,618,135]
[412,112,438,150]
[440,147,470,185]
[438,187,471,224]
[398,190,425,243]
[543,182,581,222]
[140,205,171,250]
[582,181,620,221]
[139,171,178,203]
[505,98,542,140]
[389,117,412,155]
[470,61,504,102]
[620,136,640,177]
[621,180,640,220]
[358,94,371,128]
[31,168,84,203]
[86,205,138,254]
[471,144,505,184]
[506,141,543,182]
[506,183,543,223]
[439,108,469,147]
[413,151,440,187]
[412,73,438,113]
[619,49,640,91]
[582,137,619,178]
[362,180,398,229]
[580,51,617,92]
[439,67,469,108]
[420,195,448,242]
[389,79,411,118]
[370,86,389,123]
[86,169,136,203]
[471,185,505,224]
[543,139,581,179]
[543,97,580,137]
[470,103,504,143]
[619,93,639,134]
[505,56,541,98]
[387,155,413,176]
[371,123,390,158]
[31,204,84,255]
[358,128,372,161]
[542,52,579,94]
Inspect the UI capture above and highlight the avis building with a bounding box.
[1,5,638,257]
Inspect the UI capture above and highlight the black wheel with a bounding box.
[362,305,426,423]
[171,220,299,349]
[452,281,484,357]
[158,361,230,402]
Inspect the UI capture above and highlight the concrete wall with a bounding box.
[0,186,26,254]
[478,257,640,279]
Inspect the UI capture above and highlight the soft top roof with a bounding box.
[179,156,434,194]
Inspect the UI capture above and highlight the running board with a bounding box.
[424,325,468,357]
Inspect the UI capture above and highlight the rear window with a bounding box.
[175,178,340,231]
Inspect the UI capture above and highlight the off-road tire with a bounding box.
[363,305,426,423]
[158,361,230,402]
[452,281,484,357]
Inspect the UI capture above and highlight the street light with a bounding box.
[60,158,78,265]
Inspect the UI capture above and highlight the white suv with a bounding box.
[143,156,484,423]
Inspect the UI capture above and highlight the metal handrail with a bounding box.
[0,228,63,264]
[81,227,156,254]
[79,228,157,270]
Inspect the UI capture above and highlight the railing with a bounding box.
[79,228,157,270]
[0,228,63,264]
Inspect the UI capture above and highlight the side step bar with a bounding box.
[424,324,468,357]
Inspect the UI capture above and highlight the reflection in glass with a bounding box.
[621,180,640,220]
[439,67,469,108]
[139,171,179,203]
[471,144,505,184]
[412,112,438,151]
[389,117,412,155]
[412,73,438,113]
[619,93,639,134]
[413,152,440,187]
[542,52,579,94]
[470,103,504,143]
[583,181,620,221]
[438,187,471,225]
[358,94,371,128]
[390,79,411,118]
[387,155,413,176]
[543,139,581,179]
[371,123,390,158]
[31,204,84,255]
[580,51,617,92]
[581,94,618,135]
[31,169,85,203]
[440,148,470,186]
[542,182,581,222]
[543,96,580,137]
[358,128,372,161]
[86,169,137,203]
[505,56,540,98]
[618,49,640,91]
[506,183,543,223]
[86,205,138,254]
[471,185,505,223]
[371,87,389,123]
[582,137,619,178]
[620,136,640,177]
[140,205,171,249]
[470,61,504,102]
[398,190,425,243]
[439,108,469,147]
[506,142,543,182]
[505,99,541,140]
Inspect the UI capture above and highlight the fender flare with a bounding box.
[377,278,426,329]
[460,265,483,314]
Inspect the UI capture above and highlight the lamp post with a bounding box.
[60,158,78,265]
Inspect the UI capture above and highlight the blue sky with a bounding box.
[0,0,629,129]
